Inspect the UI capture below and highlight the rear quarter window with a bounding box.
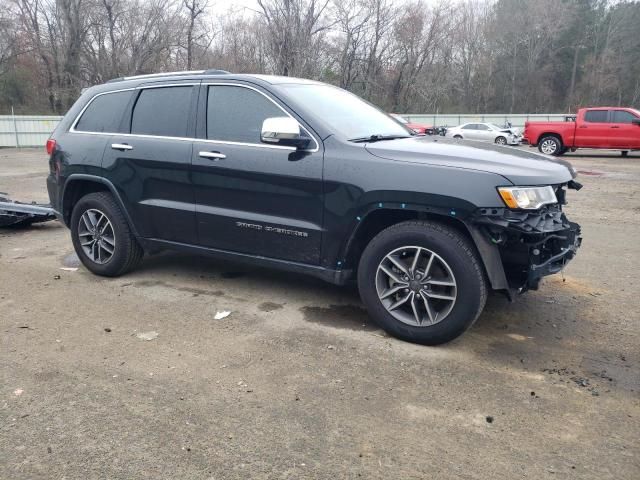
[584,110,608,123]
[74,91,132,133]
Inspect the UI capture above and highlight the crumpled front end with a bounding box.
[471,197,582,292]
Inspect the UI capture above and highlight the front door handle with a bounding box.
[111,143,133,151]
[199,151,226,160]
[610,126,620,128]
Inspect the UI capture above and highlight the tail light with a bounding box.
[46,138,57,155]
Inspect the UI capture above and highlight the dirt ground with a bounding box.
[1,147,639,479]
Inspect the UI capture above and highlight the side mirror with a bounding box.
[632,118,640,126]
[261,117,310,149]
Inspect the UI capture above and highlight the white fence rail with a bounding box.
[405,113,568,129]
[0,113,570,147]
[0,115,63,148]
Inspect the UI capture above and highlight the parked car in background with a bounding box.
[390,114,434,135]
[446,122,521,145]
[524,107,640,156]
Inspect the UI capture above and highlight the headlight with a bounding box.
[497,186,557,209]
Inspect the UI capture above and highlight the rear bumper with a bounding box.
[470,204,582,292]
[46,174,64,222]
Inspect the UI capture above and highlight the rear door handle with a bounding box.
[199,151,226,160]
[611,126,620,128]
[111,143,133,151]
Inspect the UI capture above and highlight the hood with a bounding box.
[365,136,575,185]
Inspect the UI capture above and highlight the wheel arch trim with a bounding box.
[338,204,509,293]
[62,174,140,237]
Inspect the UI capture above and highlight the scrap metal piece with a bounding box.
[0,193,56,228]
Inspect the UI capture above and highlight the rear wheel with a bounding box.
[538,135,563,156]
[357,221,487,345]
[621,151,629,157]
[70,192,144,276]
[495,136,507,145]
[453,135,463,140]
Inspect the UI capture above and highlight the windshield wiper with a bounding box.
[349,134,412,143]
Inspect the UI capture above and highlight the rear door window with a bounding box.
[131,86,193,138]
[584,110,608,123]
[206,85,284,143]
[462,124,477,130]
[610,110,637,124]
[74,91,132,133]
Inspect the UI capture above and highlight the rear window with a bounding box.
[131,86,193,138]
[74,91,131,133]
[584,110,608,123]
[610,110,638,124]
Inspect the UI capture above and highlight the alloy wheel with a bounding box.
[540,139,558,155]
[375,246,457,327]
[77,208,116,264]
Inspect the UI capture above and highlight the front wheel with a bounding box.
[357,221,487,345]
[538,135,563,156]
[621,151,629,157]
[70,192,144,276]
[495,136,507,145]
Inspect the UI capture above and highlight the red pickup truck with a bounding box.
[524,107,640,157]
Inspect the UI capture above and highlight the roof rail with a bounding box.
[106,69,230,83]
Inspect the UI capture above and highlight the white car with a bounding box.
[446,122,521,145]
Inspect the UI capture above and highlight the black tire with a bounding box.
[70,191,144,276]
[453,135,463,140]
[357,221,487,345]
[495,136,507,145]
[621,151,629,157]
[538,135,563,156]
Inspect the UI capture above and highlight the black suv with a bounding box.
[46,70,582,345]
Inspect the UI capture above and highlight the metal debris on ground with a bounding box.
[0,193,56,228]
[214,311,231,320]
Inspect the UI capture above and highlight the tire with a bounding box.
[357,221,487,345]
[70,191,144,276]
[495,136,507,145]
[621,151,629,157]
[538,135,563,156]
[453,135,463,140]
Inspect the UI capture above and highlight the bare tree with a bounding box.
[182,0,208,69]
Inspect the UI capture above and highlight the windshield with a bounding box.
[279,84,410,140]
[488,123,504,130]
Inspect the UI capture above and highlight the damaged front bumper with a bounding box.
[470,203,582,293]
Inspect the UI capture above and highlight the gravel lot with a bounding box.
[1,147,639,479]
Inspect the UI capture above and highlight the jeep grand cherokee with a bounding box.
[46,70,582,345]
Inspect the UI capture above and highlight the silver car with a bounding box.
[446,122,521,145]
